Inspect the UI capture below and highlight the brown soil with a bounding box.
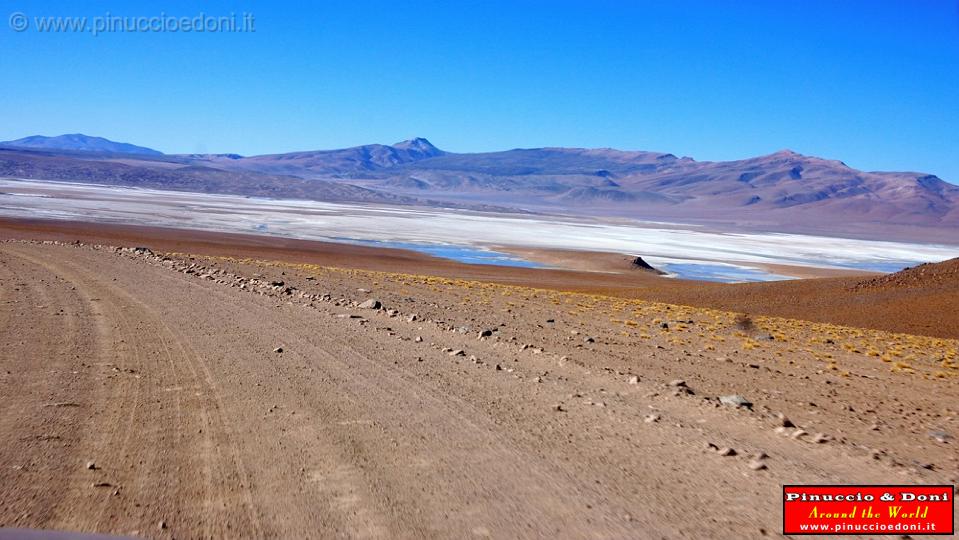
[1,239,957,538]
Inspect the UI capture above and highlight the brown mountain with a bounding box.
[1,135,956,241]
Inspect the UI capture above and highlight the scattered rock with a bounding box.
[659,322,669,330]
[158,520,167,530]
[719,395,752,409]
[449,349,465,357]
[668,379,687,387]
[748,460,768,471]
[775,412,795,428]
[717,447,737,457]
[272,347,283,354]
[584,336,595,344]
[812,432,832,444]
[85,461,96,470]
[644,414,661,424]
[414,336,423,343]
[407,314,418,322]
[478,329,493,338]
[628,375,640,385]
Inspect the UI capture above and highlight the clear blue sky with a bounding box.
[1,1,957,182]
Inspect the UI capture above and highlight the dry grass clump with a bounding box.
[734,313,754,332]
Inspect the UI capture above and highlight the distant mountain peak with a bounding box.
[769,149,803,158]
[0,133,162,156]
[391,137,444,157]
[394,137,438,150]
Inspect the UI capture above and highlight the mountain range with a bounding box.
[1,134,956,242]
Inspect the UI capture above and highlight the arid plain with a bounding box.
[1,218,957,538]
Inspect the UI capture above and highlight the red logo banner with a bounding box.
[783,485,954,535]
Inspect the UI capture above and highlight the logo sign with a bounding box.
[783,485,954,535]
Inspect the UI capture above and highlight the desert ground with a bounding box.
[1,220,957,539]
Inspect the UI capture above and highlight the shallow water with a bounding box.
[334,238,543,268]
[659,263,790,283]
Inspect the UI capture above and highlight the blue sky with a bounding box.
[1,1,957,182]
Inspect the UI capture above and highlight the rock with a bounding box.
[748,460,768,471]
[644,414,661,424]
[717,447,737,457]
[775,412,795,428]
[628,375,640,385]
[812,432,832,444]
[791,429,808,440]
[449,349,466,357]
[584,336,595,343]
[495,364,503,371]
[158,520,167,530]
[719,394,752,409]
[359,299,381,309]
[554,404,566,412]
[270,280,285,287]
[659,322,669,330]
[85,461,96,470]
[479,329,493,338]
[929,430,952,443]
[273,347,284,354]
[407,314,418,322]
[668,379,687,387]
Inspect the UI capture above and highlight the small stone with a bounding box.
[478,329,493,338]
[775,413,795,428]
[449,349,465,357]
[717,447,737,457]
[748,460,768,471]
[407,314,418,322]
[158,520,167,530]
[85,461,97,470]
[668,379,687,387]
[272,347,283,354]
[628,375,640,385]
[584,336,595,343]
[659,322,669,330]
[644,414,661,424]
[358,299,381,309]
[554,404,565,412]
[719,395,752,409]
[812,432,832,444]
[929,430,952,443]
[791,429,808,440]
[414,336,423,343]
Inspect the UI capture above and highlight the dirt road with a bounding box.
[1,241,956,538]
